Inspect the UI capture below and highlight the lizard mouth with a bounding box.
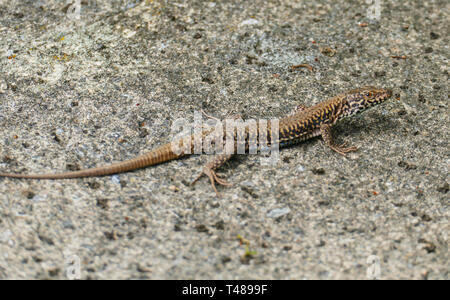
[385,88,393,98]
[377,88,392,102]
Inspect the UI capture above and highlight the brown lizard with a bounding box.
[0,86,392,195]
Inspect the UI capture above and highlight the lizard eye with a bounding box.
[366,92,370,97]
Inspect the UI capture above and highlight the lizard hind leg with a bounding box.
[191,153,234,196]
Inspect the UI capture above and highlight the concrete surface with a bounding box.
[0,0,448,279]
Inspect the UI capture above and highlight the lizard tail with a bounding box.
[0,142,185,179]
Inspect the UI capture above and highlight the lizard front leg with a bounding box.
[320,124,358,155]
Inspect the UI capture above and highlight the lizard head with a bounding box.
[340,86,392,117]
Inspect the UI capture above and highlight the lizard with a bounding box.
[0,86,392,195]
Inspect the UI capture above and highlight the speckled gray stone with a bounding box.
[0,0,448,279]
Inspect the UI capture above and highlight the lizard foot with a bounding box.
[329,141,358,155]
[192,167,232,196]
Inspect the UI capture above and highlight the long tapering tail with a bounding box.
[0,142,184,179]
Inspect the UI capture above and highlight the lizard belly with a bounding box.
[279,129,321,148]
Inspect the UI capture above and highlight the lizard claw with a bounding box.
[330,143,358,155]
[191,167,232,196]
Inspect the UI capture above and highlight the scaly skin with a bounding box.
[0,86,392,195]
